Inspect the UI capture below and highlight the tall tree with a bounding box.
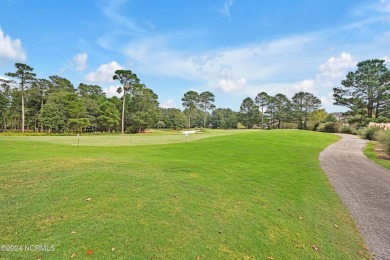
[198,91,215,128]
[0,83,11,131]
[210,108,238,129]
[255,92,269,129]
[3,63,36,132]
[239,97,259,128]
[29,79,50,131]
[128,85,160,133]
[274,93,292,129]
[291,92,321,129]
[181,91,199,129]
[98,100,120,132]
[39,91,89,133]
[333,59,390,119]
[113,70,140,134]
[265,96,277,129]
[7,88,22,130]
[78,83,106,131]
[48,75,75,93]
[160,108,186,130]
[39,91,69,132]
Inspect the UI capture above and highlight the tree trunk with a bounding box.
[188,115,191,130]
[21,93,25,132]
[261,106,264,129]
[367,95,374,118]
[121,94,126,134]
[375,100,380,118]
[40,97,44,132]
[203,108,206,129]
[2,113,7,132]
[367,105,373,118]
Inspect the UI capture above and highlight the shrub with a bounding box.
[280,122,297,129]
[360,127,381,140]
[376,131,390,155]
[236,122,246,129]
[339,125,357,135]
[316,122,340,133]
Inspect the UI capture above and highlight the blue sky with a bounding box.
[1,0,389,112]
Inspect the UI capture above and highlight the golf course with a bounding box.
[0,130,371,259]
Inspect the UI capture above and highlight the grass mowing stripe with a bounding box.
[0,130,370,259]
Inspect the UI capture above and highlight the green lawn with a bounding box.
[0,130,370,259]
[364,141,390,170]
[0,129,252,146]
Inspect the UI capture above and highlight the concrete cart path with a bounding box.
[319,134,390,259]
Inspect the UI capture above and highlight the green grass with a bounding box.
[0,130,370,259]
[364,141,390,170]
[0,129,252,146]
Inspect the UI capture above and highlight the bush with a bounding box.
[360,127,381,140]
[376,131,390,155]
[236,122,246,129]
[316,122,340,133]
[339,125,357,135]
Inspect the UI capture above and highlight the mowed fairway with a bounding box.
[0,129,251,146]
[0,130,370,259]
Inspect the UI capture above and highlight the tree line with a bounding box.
[333,59,390,125]
[1,59,388,133]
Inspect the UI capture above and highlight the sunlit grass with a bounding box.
[364,141,390,170]
[0,129,253,146]
[0,130,370,259]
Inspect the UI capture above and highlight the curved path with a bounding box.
[319,134,390,259]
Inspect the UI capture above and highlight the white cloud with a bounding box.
[160,99,176,108]
[96,1,389,113]
[319,52,356,79]
[320,92,335,106]
[216,78,246,93]
[102,85,121,98]
[122,34,317,89]
[214,65,246,92]
[0,28,26,62]
[86,61,123,83]
[73,52,88,71]
[284,80,315,97]
[220,0,234,17]
[315,52,356,89]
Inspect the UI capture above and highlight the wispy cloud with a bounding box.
[219,0,234,18]
[100,0,146,33]
[160,99,177,108]
[95,0,390,112]
[372,0,390,13]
